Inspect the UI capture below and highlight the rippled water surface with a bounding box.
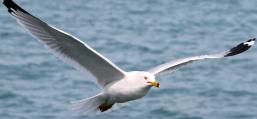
[1,0,257,119]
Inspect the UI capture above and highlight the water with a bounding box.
[0,0,257,119]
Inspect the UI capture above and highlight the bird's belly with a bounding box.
[105,85,149,103]
[108,90,146,103]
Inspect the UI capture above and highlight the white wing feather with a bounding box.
[4,0,125,87]
[149,39,255,75]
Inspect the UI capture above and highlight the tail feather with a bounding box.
[71,94,105,114]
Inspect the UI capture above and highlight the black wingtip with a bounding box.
[3,0,29,14]
[225,38,255,57]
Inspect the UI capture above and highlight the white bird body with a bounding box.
[3,0,255,114]
[71,71,157,112]
[103,71,153,103]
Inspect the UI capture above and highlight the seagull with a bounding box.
[3,0,255,114]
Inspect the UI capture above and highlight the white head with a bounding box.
[129,71,160,88]
[143,72,159,88]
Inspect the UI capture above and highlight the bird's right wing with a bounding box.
[3,0,125,87]
[148,39,255,75]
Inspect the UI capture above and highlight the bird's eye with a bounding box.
[144,76,148,80]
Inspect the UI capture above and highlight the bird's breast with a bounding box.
[104,80,150,103]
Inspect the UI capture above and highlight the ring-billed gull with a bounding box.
[3,0,255,113]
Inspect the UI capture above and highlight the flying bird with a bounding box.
[3,0,255,113]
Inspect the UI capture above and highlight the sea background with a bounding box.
[0,0,257,119]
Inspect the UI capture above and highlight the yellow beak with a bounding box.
[151,81,160,88]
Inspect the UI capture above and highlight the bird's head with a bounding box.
[141,72,160,88]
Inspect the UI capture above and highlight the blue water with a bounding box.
[1,0,257,119]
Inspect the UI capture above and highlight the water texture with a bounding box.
[0,0,257,119]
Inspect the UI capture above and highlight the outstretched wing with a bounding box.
[3,0,125,87]
[149,38,255,75]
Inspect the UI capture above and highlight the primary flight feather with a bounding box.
[3,0,255,114]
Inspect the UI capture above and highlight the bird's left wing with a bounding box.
[3,0,126,87]
[148,39,255,75]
